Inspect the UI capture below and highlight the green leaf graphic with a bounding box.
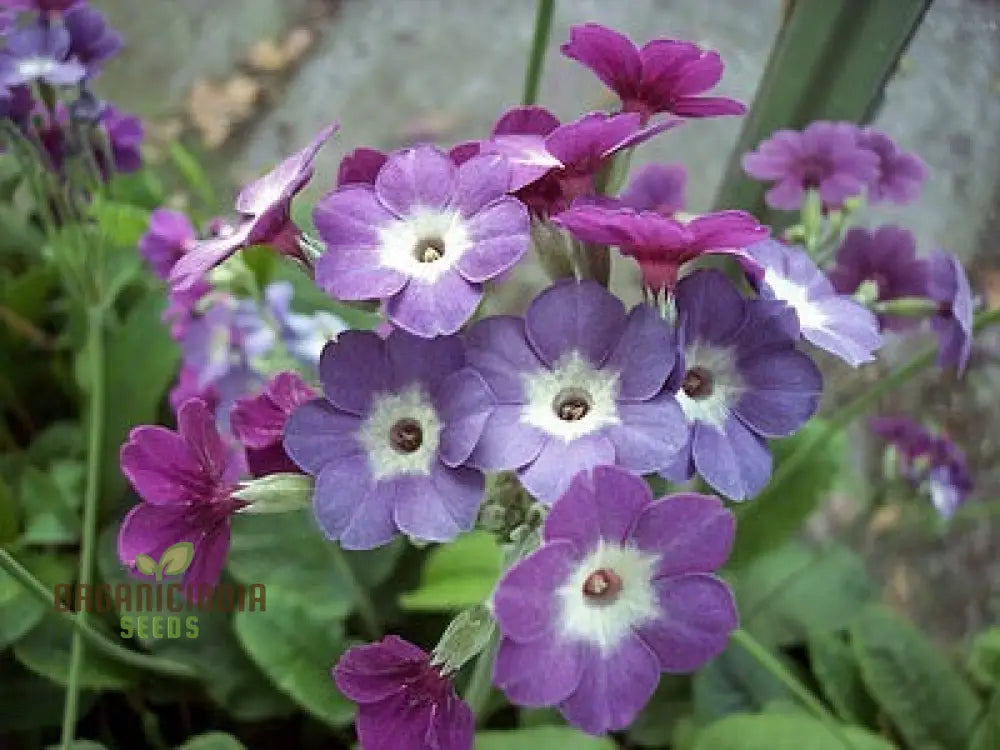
[134,554,157,577]
[159,542,195,576]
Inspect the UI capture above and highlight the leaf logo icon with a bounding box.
[137,541,195,581]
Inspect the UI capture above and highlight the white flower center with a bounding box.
[675,343,742,428]
[763,270,828,331]
[18,57,57,80]
[358,386,441,480]
[557,540,660,653]
[521,352,619,442]
[377,207,471,283]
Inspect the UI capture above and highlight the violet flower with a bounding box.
[926,251,974,373]
[0,22,85,88]
[169,366,219,415]
[140,209,196,280]
[98,103,142,173]
[314,145,529,338]
[553,203,767,294]
[170,123,337,291]
[742,122,879,210]
[64,2,122,75]
[283,329,493,548]
[337,146,388,186]
[663,270,822,500]
[118,399,246,589]
[561,23,745,121]
[334,636,473,750]
[619,163,687,214]
[463,280,687,503]
[5,0,78,13]
[493,465,737,735]
[750,239,881,366]
[827,226,930,331]
[261,281,345,366]
[231,371,315,478]
[857,128,927,205]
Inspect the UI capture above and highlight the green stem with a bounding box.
[463,628,498,721]
[330,546,382,640]
[0,547,197,679]
[521,0,555,105]
[60,307,106,749]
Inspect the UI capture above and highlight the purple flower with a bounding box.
[561,23,745,121]
[827,226,929,331]
[4,0,78,13]
[493,466,737,735]
[98,104,142,173]
[140,209,196,280]
[485,107,677,216]
[231,371,315,478]
[334,636,473,750]
[313,145,529,338]
[619,163,687,214]
[742,122,879,210]
[170,123,337,291]
[0,22,85,88]
[463,280,686,503]
[163,281,210,340]
[664,270,822,500]
[337,146,388,186]
[169,366,219,415]
[750,239,882,366]
[857,128,926,205]
[553,203,767,293]
[926,251,973,373]
[64,2,122,75]
[262,281,346,366]
[118,399,245,590]
[283,329,493,548]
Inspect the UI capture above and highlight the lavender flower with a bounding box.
[664,270,822,500]
[857,128,926,205]
[827,226,929,331]
[170,123,337,291]
[493,466,737,735]
[554,203,767,294]
[561,23,745,121]
[262,281,345,366]
[231,371,315,478]
[283,329,493,548]
[463,280,686,503]
[619,163,687,214]
[750,239,881,366]
[118,399,245,589]
[5,0,78,13]
[0,22,85,88]
[742,122,879,210]
[334,636,473,750]
[64,2,122,75]
[98,104,142,173]
[140,209,196,280]
[314,145,529,337]
[926,251,974,373]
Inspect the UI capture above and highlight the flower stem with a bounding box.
[60,307,106,749]
[522,0,556,105]
[463,627,498,720]
[0,547,197,679]
[330,545,382,640]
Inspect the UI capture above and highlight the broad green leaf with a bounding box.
[0,552,72,649]
[14,618,137,690]
[971,690,1000,750]
[475,726,616,749]
[400,531,502,611]
[732,542,873,645]
[852,605,980,750]
[968,628,1000,689]
[692,713,894,750]
[233,586,354,727]
[90,198,151,246]
[20,465,80,544]
[692,642,794,721]
[729,420,846,566]
[160,541,195,576]
[808,631,878,727]
[176,732,247,750]
[134,554,157,577]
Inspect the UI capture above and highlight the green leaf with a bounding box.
[0,552,72,649]
[968,628,1000,689]
[169,141,216,207]
[90,198,151,247]
[808,631,878,727]
[971,690,1000,750]
[732,542,873,645]
[14,618,137,690]
[729,419,846,566]
[475,726,616,749]
[851,605,981,749]
[692,642,794,721]
[176,732,247,750]
[627,676,692,748]
[399,531,502,611]
[46,742,107,750]
[20,465,81,544]
[692,713,894,750]
[233,586,354,727]
[160,541,195,576]
[0,474,18,543]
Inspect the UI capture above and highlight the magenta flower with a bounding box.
[99,104,143,173]
[169,366,219,415]
[313,145,529,337]
[493,466,737,735]
[742,122,879,210]
[927,251,974,373]
[118,399,245,590]
[334,636,473,750]
[231,371,316,478]
[554,203,767,293]
[485,106,677,216]
[140,209,196,280]
[170,123,337,291]
[561,23,745,121]
[619,163,687,214]
[337,146,388,186]
[857,128,926,205]
[827,226,929,331]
